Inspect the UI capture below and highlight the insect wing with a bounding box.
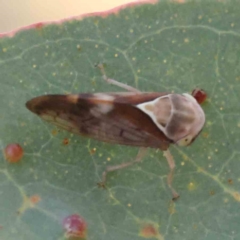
[26,92,171,150]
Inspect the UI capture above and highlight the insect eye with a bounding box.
[177,136,193,146]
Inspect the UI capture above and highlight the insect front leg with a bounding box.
[163,149,180,200]
[98,147,147,188]
[97,64,141,93]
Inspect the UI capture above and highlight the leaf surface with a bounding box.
[1,1,240,239]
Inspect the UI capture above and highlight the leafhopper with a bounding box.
[26,65,205,200]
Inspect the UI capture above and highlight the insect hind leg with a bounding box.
[163,149,180,201]
[97,64,141,93]
[97,147,147,188]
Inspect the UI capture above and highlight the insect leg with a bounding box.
[163,149,180,200]
[97,64,141,93]
[98,147,147,188]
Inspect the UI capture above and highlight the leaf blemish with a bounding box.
[62,138,70,146]
[202,132,209,138]
[51,129,58,136]
[210,190,215,196]
[228,179,233,184]
[18,194,41,215]
[89,148,96,155]
[35,23,44,29]
[168,201,176,214]
[188,182,197,191]
[232,192,240,202]
[140,224,163,239]
[29,194,41,204]
[76,44,81,51]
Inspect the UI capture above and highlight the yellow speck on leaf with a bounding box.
[188,182,197,191]
[232,192,240,202]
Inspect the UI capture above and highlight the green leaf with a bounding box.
[1,1,240,239]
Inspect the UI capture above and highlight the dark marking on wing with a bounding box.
[26,92,171,150]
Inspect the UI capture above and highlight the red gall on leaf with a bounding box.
[192,88,207,104]
[140,224,158,237]
[62,214,87,239]
[4,143,24,163]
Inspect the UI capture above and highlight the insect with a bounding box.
[26,65,205,200]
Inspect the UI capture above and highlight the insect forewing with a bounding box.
[26,92,171,150]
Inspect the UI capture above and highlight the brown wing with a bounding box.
[26,92,172,150]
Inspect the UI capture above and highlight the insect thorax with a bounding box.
[136,93,205,143]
